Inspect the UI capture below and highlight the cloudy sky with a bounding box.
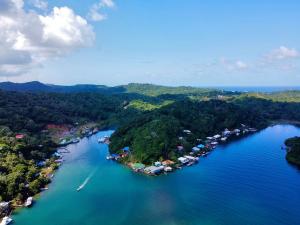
[0,0,299,86]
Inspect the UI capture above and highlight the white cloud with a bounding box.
[235,60,248,69]
[0,0,95,77]
[30,0,48,10]
[267,46,299,61]
[220,58,248,71]
[88,0,115,22]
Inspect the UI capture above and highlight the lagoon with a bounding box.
[13,125,300,225]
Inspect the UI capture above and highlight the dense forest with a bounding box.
[0,90,126,203]
[109,97,300,164]
[285,137,300,166]
[1,82,300,204]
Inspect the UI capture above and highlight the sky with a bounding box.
[0,0,299,86]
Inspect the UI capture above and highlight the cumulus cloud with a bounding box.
[88,0,115,22]
[30,0,48,10]
[267,46,299,61]
[0,0,95,77]
[220,58,248,71]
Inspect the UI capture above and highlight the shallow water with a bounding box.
[13,125,300,225]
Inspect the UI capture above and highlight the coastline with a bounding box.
[0,125,107,221]
[2,121,299,223]
[106,125,259,176]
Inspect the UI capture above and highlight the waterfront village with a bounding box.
[0,124,100,224]
[105,124,257,176]
[1,124,257,224]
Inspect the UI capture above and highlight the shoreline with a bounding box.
[2,123,297,223]
[106,125,259,176]
[1,126,108,222]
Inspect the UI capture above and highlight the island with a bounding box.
[284,136,300,166]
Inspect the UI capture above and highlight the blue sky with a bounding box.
[1,0,299,86]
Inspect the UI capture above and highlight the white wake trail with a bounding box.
[76,168,97,191]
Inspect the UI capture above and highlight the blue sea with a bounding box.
[212,86,300,93]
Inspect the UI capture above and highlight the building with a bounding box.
[213,134,221,139]
[144,166,164,174]
[154,161,162,167]
[131,163,145,171]
[177,145,184,151]
[162,160,175,166]
[15,134,24,139]
[123,147,130,152]
[183,130,192,134]
[178,157,189,164]
[192,147,200,152]
[197,144,205,149]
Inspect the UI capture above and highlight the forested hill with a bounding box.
[2,81,300,102]
[0,81,201,94]
[0,81,125,94]
[285,137,300,166]
[109,97,300,164]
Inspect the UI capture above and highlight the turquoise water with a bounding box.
[13,125,300,225]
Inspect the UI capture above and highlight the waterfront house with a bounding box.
[223,129,231,136]
[178,157,189,164]
[131,163,145,171]
[164,166,173,172]
[233,129,241,133]
[123,147,130,152]
[213,134,221,139]
[184,155,198,161]
[197,144,205,149]
[192,147,200,152]
[144,166,164,174]
[154,161,162,167]
[111,154,120,160]
[221,137,227,141]
[0,202,10,216]
[162,160,175,166]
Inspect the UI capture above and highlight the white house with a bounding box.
[178,157,189,164]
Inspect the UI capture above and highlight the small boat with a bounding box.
[0,216,13,225]
[106,156,111,160]
[98,137,106,143]
[77,185,84,192]
[24,197,33,207]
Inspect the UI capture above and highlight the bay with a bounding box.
[13,125,300,225]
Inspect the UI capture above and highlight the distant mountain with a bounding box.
[0,81,125,94]
[0,81,53,92]
[0,81,217,96]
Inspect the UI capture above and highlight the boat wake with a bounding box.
[76,169,97,192]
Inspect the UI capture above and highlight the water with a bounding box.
[212,86,300,93]
[13,125,300,225]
